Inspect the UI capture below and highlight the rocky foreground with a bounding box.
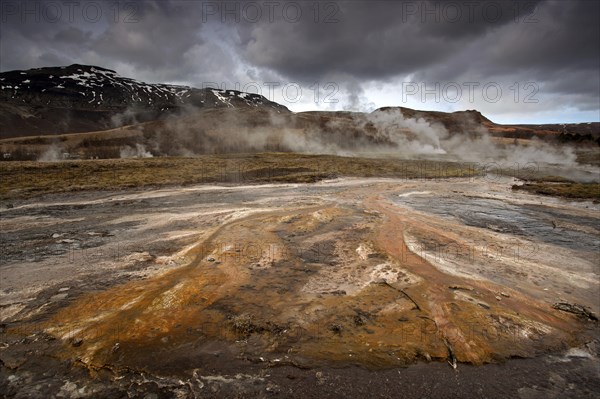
[1,173,598,398]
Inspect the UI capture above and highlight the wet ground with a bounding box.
[1,176,599,398]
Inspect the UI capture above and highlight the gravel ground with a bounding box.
[1,177,598,398]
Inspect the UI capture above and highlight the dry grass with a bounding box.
[512,182,600,200]
[0,153,480,200]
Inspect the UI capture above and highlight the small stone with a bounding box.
[495,296,502,301]
[330,324,342,334]
[50,293,68,301]
[58,287,70,292]
[207,257,215,262]
[585,340,600,356]
[316,371,326,386]
[500,292,510,298]
[72,338,83,347]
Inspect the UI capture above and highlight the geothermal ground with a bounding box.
[1,158,599,398]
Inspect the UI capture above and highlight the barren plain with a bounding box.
[1,155,599,398]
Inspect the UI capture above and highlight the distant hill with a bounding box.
[0,64,598,160]
[372,107,599,141]
[0,64,288,138]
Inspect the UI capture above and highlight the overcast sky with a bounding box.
[1,0,598,123]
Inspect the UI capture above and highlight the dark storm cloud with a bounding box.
[0,1,209,81]
[92,2,211,69]
[0,0,598,119]
[238,0,548,82]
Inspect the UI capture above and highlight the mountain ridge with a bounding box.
[0,64,288,137]
[1,65,598,160]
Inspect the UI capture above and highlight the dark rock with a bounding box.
[553,302,598,321]
[330,324,343,335]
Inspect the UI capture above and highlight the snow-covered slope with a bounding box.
[0,64,288,137]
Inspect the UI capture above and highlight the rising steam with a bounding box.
[120,144,153,158]
[38,144,65,162]
[137,105,580,168]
